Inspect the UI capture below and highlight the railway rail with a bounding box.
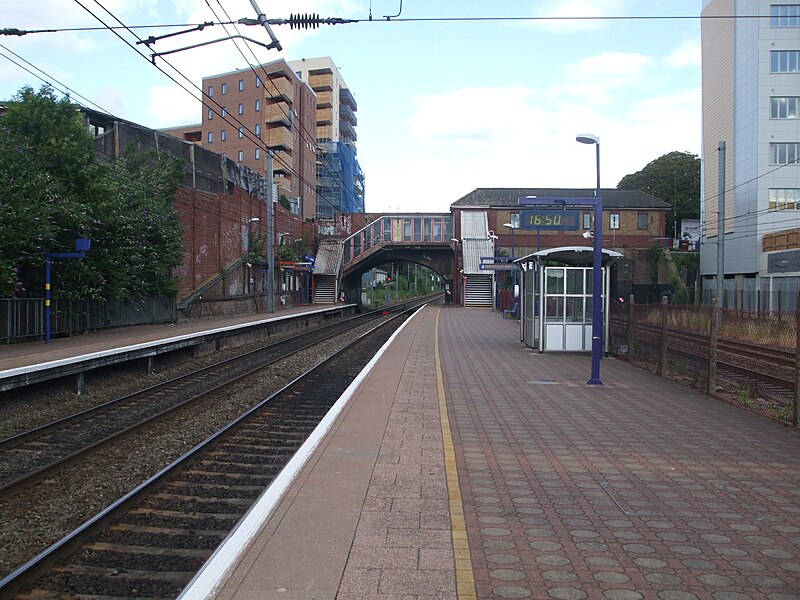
[0,301,429,598]
[617,318,797,396]
[0,304,401,502]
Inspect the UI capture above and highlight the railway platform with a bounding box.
[183,304,800,600]
[0,304,354,392]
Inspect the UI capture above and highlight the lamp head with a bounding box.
[576,134,599,145]
[582,230,594,239]
[248,217,260,223]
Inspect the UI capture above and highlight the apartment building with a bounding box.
[700,0,800,309]
[163,59,318,219]
[288,57,365,218]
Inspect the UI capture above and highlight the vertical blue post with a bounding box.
[589,142,603,385]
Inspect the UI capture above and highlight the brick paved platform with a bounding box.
[194,305,800,600]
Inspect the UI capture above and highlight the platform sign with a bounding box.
[520,209,580,231]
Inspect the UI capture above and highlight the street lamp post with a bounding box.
[576,134,603,385]
[503,220,519,306]
[247,217,259,294]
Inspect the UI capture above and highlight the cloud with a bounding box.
[529,0,632,32]
[147,84,201,127]
[663,39,701,69]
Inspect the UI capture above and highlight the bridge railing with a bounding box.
[342,214,453,266]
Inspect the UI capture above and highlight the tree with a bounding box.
[617,151,701,238]
[0,85,184,298]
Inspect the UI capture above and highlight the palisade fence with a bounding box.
[1,296,176,343]
[609,298,800,427]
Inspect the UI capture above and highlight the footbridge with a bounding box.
[312,214,455,303]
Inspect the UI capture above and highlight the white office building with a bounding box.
[700,0,800,310]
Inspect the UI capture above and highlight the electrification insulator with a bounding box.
[289,13,321,29]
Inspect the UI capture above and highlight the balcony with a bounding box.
[317,124,334,140]
[264,102,291,126]
[339,104,357,126]
[309,73,332,92]
[316,90,333,108]
[340,119,357,142]
[339,88,357,110]
[266,126,293,151]
[317,107,333,126]
[266,77,293,102]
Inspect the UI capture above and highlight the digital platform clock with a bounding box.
[519,209,581,231]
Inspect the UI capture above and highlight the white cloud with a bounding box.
[148,84,201,127]
[529,0,632,32]
[664,39,701,69]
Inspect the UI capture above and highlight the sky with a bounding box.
[0,1,703,214]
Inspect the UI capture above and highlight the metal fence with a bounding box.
[1,296,176,343]
[609,298,799,427]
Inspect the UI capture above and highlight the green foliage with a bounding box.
[617,151,701,237]
[0,85,184,299]
[278,194,291,210]
[647,246,662,284]
[277,239,304,263]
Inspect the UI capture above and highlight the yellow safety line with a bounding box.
[435,308,477,600]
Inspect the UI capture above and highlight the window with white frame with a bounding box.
[207,85,214,97]
[583,213,591,230]
[238,127,243,138]
[220,129,227,141]
[221,83,227,95]
[255,148,261,159]
[207,108,213,120]
[771,97,800,119]
[207,131,213,143]
[238,103,244,115]
[255,99,261,111]
[609,214,620,230]
[769,188,800,210]
[237,150,244,162]
[771,4,800,26]
[771,50,800,72]
[221,106,227,117]
[255,76,261,87]
[637,213,648,230]
[255,123,261,136]
[770,142,800,165]
[238,79,244,91]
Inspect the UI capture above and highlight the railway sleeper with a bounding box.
[99,526,225,550]
[123,508,240,530]
[164,481,267,498]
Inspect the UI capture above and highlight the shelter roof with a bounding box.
[514,246,623,267]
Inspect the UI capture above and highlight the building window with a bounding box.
[207,85,214,97]
[637,213,648,230]
[255,123,261,136]
[221,106,227,117]
[771,50,800,72]
[255,148,261,159]
[255,99,261,112]
[256,76,261,87]
[207,108,213,120]
[582,213,591,230]
[771,97,800,119]
[769,188,800,210]
[295,70,303,79]
[238,79,244,91]
[221,129,228,141]
[221,83,227,95]
[238,150,244,162]
[609,214,620,230]
[238,127,244,139]
[770,142,800,165]
[207,132,214,143]
[771,4,800,26]
[238,103,244,115]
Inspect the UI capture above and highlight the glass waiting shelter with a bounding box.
[515,246,622,353]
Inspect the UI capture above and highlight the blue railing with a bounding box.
[342,214,453,265]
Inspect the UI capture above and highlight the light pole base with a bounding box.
[586,378,604,385]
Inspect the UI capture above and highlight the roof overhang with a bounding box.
[513,246,623,267]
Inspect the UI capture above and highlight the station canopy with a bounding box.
[513,246,623,267]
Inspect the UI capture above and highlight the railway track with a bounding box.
[618,318,796,397]
[0,302,425,598]
[0,305,399,502]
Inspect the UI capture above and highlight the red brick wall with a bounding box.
[174,186,264,300]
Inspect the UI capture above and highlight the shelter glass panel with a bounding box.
[433,220,442,241]
[547,268,565,294]
[403,219,412,241]
[424,219,432,241]
[565,297,584,322]
[414,218,423,241]
[566,270,583,295]
[546,297,564,322]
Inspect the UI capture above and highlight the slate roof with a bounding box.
[452,188,670,210]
